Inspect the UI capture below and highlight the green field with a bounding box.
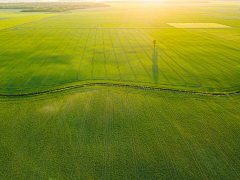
[0,2,240,94]
[0,1,240,179]
[1,86,240,179]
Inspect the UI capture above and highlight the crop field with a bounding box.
[0,86,240,179]
[0,2,239,94]
[0,1,240,179]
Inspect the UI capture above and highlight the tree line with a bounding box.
[0,2,110,12]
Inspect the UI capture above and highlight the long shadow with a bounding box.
[152,47,158,84]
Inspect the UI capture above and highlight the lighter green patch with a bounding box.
[167,23,232,28]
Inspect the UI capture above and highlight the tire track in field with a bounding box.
[108,29,122,81]
[114,29,138,82]
[102,90,109,180]
[143,95,174,180]
[102,29,107,80]
[0,28,38,56]
[177,97,221,179]
[155,39,214,89]
[143,29,232,89]
[0,14,60,31]
[180,41,240,84]
[35,97,71,179]
[149,29,205,87]
[161,45,211,88]
[165,44,231,89]
[160,93,208,180]
[76,29,91,80]
[0,29,46,70]
[128,29,171,85]
[196,44,240,75]
[70,92,93,179]
[0,29,54,82]
[2,97,63,179]
[188,30,240,53]
[42,29,76,85]
[219,97,240,120]
[167,30,240,65]
[128,94,147,179]
[23,29,68,88]
[144,29,202,87]
[126,93,139,180]
[2,105,33,179]
[59,29,84,83]
[137,29,188,86]
[183,30,240,67]
[205,101,240,147]
[121,29,153,83]
[184,98,240,179]
[91,29,97,80]
[7,29,63,88]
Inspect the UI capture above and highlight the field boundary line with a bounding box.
[1,83,240,97]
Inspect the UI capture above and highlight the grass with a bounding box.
[0,1,240,179]
[0,2,240,94]
[0,86,240,179]
[0,9,58,30]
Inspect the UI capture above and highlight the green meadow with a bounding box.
[1,86,240,179]
[0,1,240,179]
[0,2,240,94]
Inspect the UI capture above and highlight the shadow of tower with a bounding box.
[152,48,158,84]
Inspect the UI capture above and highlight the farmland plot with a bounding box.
[0,86,240,179]
[0,2,240,94]
[0,2,240,179]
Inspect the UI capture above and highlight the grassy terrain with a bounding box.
[0,86,240,179]
[0,2,240,179]
[0,9,58,30]
[0,2,240,94]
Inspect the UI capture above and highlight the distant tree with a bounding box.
[153,39,157,47]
